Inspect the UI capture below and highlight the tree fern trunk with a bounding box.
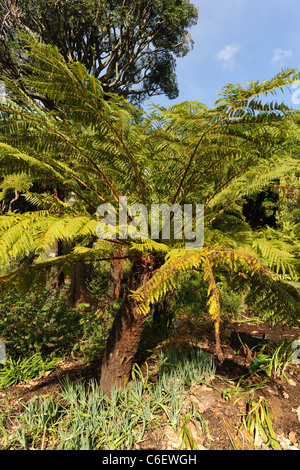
[108,248,125,299]
[68,261,92,307]
[99,256,155,395]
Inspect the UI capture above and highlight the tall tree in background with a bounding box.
[0,0,198,104]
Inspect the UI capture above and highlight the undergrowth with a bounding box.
[0,272,298,450]
[0,347,216,450]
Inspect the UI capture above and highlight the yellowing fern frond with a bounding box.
[202,257,223,361]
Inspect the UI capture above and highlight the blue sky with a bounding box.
[148,0,300,109]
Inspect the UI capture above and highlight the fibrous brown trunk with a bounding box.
[99,256,156,395]
[68,261,92,307]
[108,248,125,299]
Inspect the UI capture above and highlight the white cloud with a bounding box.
[270,48,293,65]
[216,43,241,68]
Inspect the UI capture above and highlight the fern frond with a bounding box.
[202,257,223,360]
[245,275,300,327]
[252,233,298,281]
[0,212,98,264]
[128,239,170,255]
[0,240,120,294]
[131,244,300,357]
[0,212,44,263]
[130,249,206,313]
[22,192,78,213]
[205,158,300,215]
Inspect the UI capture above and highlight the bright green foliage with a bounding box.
[248,337,300,381]
[0,173,32,212]
[0,353,58,387]
[0,38,300,360]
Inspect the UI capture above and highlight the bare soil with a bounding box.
[1,319,299,451]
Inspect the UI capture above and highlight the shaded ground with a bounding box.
[1,318,299,450]
[201,321,300,450]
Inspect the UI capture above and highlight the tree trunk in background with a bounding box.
[68,261,92,307]
[108,248,125,299]
[99,257,155,395]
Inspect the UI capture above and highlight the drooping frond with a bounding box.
[205,247,300,327]
[205,157,300,220]
[251,228,298,281]
[131,245,300,358]
[245,275,300,327]
[130,249,206,314]
[202,256,223,360]
[0,242,117,294]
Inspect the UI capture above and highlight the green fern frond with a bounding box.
[0,212,98,264]
[0,212,44,263]
[252,235,298,281]
[131,249,206,313]
[128,239,170,255]
[0,242,118,294]
[130,245,299,359]
[22,192,80,213]
[131,246,273,317]
[205,158,300,214]
[0,173,33,194]
[245,275,300,327]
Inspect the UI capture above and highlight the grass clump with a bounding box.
[0,353,60,387]
[0,347,216,450]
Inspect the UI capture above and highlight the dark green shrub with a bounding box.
[0,285,81,359]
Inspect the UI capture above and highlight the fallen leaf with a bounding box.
[41,370,52,378]
[237,401,246,411]
[211,407,221,413]
[23,380,37,387]
[289,431,297,444]
[295,406,300,423]
[279,435,291,450]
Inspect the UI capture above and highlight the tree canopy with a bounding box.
[0,0,198,104]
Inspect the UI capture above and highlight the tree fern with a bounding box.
[0,38,299,372]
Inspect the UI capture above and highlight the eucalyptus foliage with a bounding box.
[0,0,198,104]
